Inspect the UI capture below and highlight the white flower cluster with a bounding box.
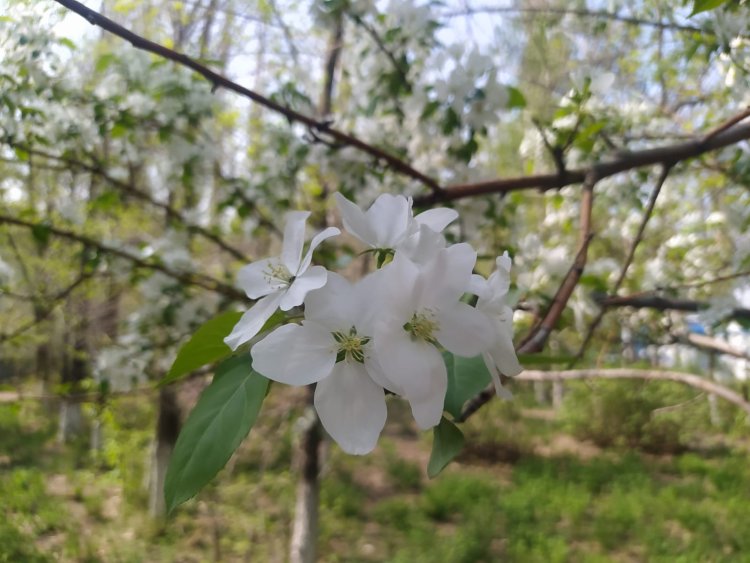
[225,193,522,455]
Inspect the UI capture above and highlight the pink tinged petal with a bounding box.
[279,265,328,311]
[407,377,448,429]
[280,211,311,273]
[486,313,523,377]
[335,192,377,246]
[435,302,495,357]
[298,226,340,274]
[314,361,387,455]
[374,330,446,401]
[367,193,411,248]
[224,292,284,351]
[414,207,459,232]
[483,352,513,400]
[304,272,358,330]
[237,258,286,299]
[251,321,335,385]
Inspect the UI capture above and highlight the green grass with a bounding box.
[2,381,750,561]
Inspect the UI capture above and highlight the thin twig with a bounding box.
[702,106,750,143]
[570,164,672,366]
[0,213,245,300]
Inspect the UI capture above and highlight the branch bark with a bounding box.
[515,369,750,416]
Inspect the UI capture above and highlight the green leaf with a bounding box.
[162,309,285,386]
[427,417,464,478]
[31,222,51,249]
[165,355,268,514]
[443,352,491,419]
[506,86,527,109]
[58,37,76,50]
[690,0,730,16]
[162,311,242,386]
[95,53,116,73]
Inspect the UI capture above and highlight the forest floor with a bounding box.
[2,380,750,562]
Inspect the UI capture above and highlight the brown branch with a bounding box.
[702,106,750,143]
[0,213,245,300]
[417,121,750,205]
[663,269,750,290]
[571,164,672,366]
[597,293,750,322]
[676,332,750,361]
[514,369,750,416]
[458,178,597,422]
[442,6,705,35]
[52,0,442,194]
[6,143,250,262]
[0,272,93,343]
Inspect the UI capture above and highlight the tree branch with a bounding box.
[571,164,672,366]
[6,142,250,262]
[52,0,442,194]
[0,213,245,300]
[417,121,750,205]
[515,369,750,417]
[597,293,750,322]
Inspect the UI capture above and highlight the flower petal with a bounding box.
[414,207,458,232]
[298,226,340,274]
[279,265,328,311]
[367,193,411,248]
[224,292,283,350]
[435,302,494,357]
[304,272,357,330]
[483,352,513,400]
[419,243,476,307]
[486,310,523,377]
[236,258,286,299]
[251,321,335,385]
[373,329,446,401]
[407,380,447,429]
[280,211,311,273]
[468,274,490,300]
[314,361,387,455]
[335,192,376,246]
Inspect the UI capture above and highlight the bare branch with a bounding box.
[597,293,750,322]
[515,369,750,417]
[571,164,673,366]
[0,213,245,300]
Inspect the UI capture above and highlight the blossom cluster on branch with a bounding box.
[224,193,522,454]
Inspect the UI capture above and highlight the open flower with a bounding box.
[251,273,387,454]
[334,192,458,263]
[470,252,523,398]
[370,244,494,428]
[224,211,339,350]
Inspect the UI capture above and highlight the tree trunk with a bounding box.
[289,401,321,563]
[148,386,181,518]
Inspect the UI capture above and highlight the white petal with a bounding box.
[374,329,446,400]
[397,224,446,264]
[435,302,494,357]
[364,355,404,396]
[407,379,448,429]
[304,272,358,330]
[224,292,283,350]
[374,254,420,326]
[486,312,523,377]
[251,322,335,385]
[315,361,387,455]
[414,207,458,232]
[280,211,310,273]
[419,243,476,307]
[279,265,328,311]
[236,258,286,299]
[468,274,490,299]
[483,352,513,400]
[335,192,377,246]
[367,193,411,248]
[298,226,340,274]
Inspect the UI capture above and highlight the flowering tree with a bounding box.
[2,0,750,560]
